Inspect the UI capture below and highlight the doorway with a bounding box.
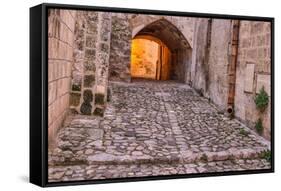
[130,36,171,80]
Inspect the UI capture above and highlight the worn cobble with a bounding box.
[49,80,271,182]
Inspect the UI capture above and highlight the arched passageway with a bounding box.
[131,18,192,82]
[131,36,171,80]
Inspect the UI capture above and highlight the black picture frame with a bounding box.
[30,3,274,187]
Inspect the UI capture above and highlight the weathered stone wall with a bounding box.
[70,11,112,116]
[191,19,232,110]
[94,12,112,116]
[190,18,209,92]
[108,13,132,82]
[130,15,194,48]
[234,21,271,139]
[58,10,271,139]
[107,14,195,82]
[48,9,76,145]
[208,19,232,110]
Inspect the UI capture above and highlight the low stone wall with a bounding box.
[48,9,76,145]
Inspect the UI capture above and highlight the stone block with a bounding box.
[87,22,98,34]
[72,82,81,91]
[85,35,97,48]
[80,102,92,115]
[256,74,271,96]
[70,92,81,106]
[88,12,98,22]
[95,93,105,105]
[96,85,106,94]
[84,74,95,87]
[93,107,104,117]
[98,43,109,52]
[84,49,96,60]
[48,62,54,82]
[84,60,95,72]
[244,63,255,93]
[48,37,58,59]
[83,89,93,102]
[48,81,57,104]
[246,49,257,60]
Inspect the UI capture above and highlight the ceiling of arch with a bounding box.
[135,19,191,51]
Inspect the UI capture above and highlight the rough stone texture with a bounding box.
[49,158,270,182]
[133,18,192,82]
[191,19,232,110]
[191,18,209,94]
[108,13,132,82]
[256,74,271,96]
[49,80,271,182]
[48,9,76,146]
[107,14,195,83]
[71,11,86,95]
[234,21,271,139]
[70,11,98,114]
[48,11,272,176]
[244,63,255,93]
[69,11,112,115]
[208,19,232,110]
[130,15,195,48]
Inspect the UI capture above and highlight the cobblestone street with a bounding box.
[48,80,271,182]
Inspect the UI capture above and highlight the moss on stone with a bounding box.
[255,118,263,135]
[255,86,269,112]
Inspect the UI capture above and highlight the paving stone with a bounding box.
[49,80,271,182]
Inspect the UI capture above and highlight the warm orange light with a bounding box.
[130,37,171,81]
[130,38,159,79]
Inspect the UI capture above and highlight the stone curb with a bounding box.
[49,147,269,166]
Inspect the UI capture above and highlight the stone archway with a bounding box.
[132,18,192,83]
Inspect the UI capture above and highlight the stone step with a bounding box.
[49,147,270,166]
[48,158,271,182]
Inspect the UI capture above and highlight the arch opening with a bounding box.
[131,18,192,83]
[131,36,171,80]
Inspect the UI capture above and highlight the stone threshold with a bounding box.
[49,146,269,166]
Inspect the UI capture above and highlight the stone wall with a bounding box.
[191,18,209,92]
[191,19,232,110]
[234,21,271,139]
[69,11,112,116]
[208,19,232,110]
[48,9,76,145]
[107,14,195,82]
[108,13,132,82]
[54,10,271,139]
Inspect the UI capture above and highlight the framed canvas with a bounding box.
[30,3,274,187]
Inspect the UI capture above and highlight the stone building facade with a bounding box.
[48,9,272,145]
[48,9,76,145]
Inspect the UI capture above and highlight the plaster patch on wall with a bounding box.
[244,63,255,93]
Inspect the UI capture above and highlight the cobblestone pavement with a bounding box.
[48,80,271,182]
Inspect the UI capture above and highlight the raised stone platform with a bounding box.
[48,80,271,182]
